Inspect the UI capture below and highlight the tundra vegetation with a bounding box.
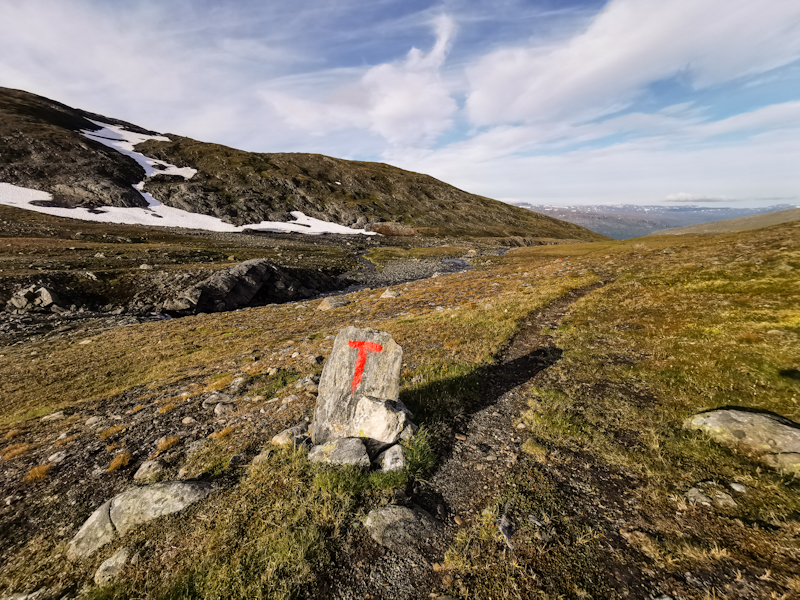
[0,209,798,599]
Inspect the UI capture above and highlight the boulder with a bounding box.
[684,409,800,474]
[373,444,405,472]
[363,505,440,552]
[163,259,314,313]
[317,296,351,311]
[308,438,371,468]
[94,546,131,586]
[312,327,403,446]
[66,482,213,560]
[109,482,213,536]
[66,499,116,561]
[5,285,60,314]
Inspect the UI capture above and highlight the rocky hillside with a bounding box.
[0,87,605,241]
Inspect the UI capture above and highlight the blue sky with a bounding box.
[1,0,799,207]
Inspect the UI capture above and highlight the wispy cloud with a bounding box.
[0,0,798,206]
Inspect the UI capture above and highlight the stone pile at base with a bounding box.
[300,326,416,471]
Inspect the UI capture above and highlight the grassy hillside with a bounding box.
[137,136,607,239]
[1,219,798,599]
[651,207,800,236]
[1,87,605,241]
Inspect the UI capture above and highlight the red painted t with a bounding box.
[348,340,383,395]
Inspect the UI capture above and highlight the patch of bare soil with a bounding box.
[321,282,630,599]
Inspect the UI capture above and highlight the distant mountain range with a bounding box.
[515,203,799,240]
[0,87,605,241]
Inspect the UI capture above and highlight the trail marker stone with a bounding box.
[311,326,405,449]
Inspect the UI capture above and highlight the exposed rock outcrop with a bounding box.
[163,259,336,313]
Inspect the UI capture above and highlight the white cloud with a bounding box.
[465,0,800,127]
[263,15,458,145]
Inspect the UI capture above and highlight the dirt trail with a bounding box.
[325,281,607,600]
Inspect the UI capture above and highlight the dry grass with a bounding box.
[4,429,21,440]
[99,425,127,440]
[158,402,179,415]
[108,451,132,472]
[1,443,33,460]
[158,435,180,452]
[54,434,78,447]
[23,463,53,483]
[209,426,234,440]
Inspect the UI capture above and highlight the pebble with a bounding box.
[453,516,463,526]
[85,416,102,427]
[729,482,747,493]
[48,451,68,463]
[182,416,196,425]
[455,434,467,441]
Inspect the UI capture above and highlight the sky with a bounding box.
[1,0,799,207]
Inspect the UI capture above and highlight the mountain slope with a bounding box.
[0,87,606,240]
[650,207,800,235]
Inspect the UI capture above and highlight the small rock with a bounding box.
[214,402,234,416]
[133,460,166,484]
[48,451,67,464]
[252,448,272,464]
[181,417,196,425]
[317,297,351,311]
[201,393,231,409]
[686,487,711,506]
[308,438,371,468]
[380,288,399,299]
[373,444,405,472]
[229,376,247,393]
[271,424,310,447]
[85,416,102,427]
[40,411,65,423]
[139,264,153,270]
[711,491,737,509]
[729,482,747,493]
[94,546,131,586]
[455,434,467,441]
[363,505,440,553]
[453,515,464,526]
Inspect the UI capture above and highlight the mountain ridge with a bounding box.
[0,87,606,241]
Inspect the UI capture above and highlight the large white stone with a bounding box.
[684,409,800,474]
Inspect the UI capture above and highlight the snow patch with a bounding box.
[81,121,197,180]
[0,182,377,235]
[0,121,375,235]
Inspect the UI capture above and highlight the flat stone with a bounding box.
[729,482,747,493]
[317,297,351,311]
[133,460,166,484]
[66,499,115,560]
[373,444,405,472]
[684,409,800,474]
[85,416,102,427]
[40,411,65,422]
[48,451,67,464]
[380,288,399,299]
[308,438,371,469]
[181,417,196,425]
[109,482,213,536]
[312,327,403,446]
[363,505,440,553]
[94,546,131,586]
